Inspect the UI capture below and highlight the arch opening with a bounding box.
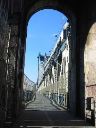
[23,4,77,117]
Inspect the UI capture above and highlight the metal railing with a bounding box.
[41,73,69,109]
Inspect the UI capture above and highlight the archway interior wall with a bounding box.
[0,2,9,126]
[25,0,77,115]
[84,22,96,125]
[82,4,96,125]
[85,23,96,95]
[0,1,25,126]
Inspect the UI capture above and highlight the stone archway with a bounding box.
[22,0,77,115]
[0,0,96,127]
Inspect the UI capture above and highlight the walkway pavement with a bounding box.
[25,92,59,111]
[11,92,94,128]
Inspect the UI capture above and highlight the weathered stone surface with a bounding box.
[0,4,9,128]
[85,23,96,94]
[0,0,96,127]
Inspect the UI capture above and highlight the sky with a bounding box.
[24,9,67,83]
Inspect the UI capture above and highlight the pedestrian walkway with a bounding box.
[11,92,92,128]
[26,92,59,111]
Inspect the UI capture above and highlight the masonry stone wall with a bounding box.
[0,2,9,127]
[84,23,96,125]
[0,0,96,127]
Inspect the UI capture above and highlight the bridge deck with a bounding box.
[11,93,90,127]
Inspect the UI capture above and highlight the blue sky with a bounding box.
[24,9,67,83]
